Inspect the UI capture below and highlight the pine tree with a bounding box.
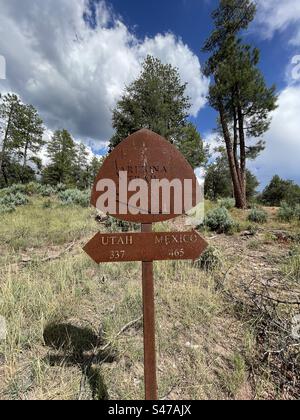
[73,143,90,189]
[205,148,259,201]
[205,152,233,200]
[261,176,300,206]
[0,94,45,185]
[89,155,104,183]
[109,56,207,168]
[0,93,23,185]
[176,123,208,169]
[15,104,44,182]
[43,129,76,186]
[202,0,277,208]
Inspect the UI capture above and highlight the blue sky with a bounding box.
[0,0,300,188]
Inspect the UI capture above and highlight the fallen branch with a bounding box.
[40,240,77,263]
[251,290,300,306]
[3,240,78,270]
[100,316,143,352]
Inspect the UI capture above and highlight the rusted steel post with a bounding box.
[141,223,158,400]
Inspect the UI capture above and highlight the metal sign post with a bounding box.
[83,129,208,400]
[141,223,157,400]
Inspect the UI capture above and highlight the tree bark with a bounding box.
[237,105,247,209]
[22,137,29,170]
[0,105,13,186]
[233,109,242,186]
[20,140,29,184]
[218,101,245,209]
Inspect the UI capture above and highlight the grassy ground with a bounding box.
[0,197,299,400]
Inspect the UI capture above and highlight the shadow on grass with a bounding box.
[43,323,117,400]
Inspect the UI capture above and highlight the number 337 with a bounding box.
[110,250,125,260]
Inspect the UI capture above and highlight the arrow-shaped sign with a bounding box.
[83,230,208,264]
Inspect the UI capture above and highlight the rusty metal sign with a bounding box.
[91,129,201,223]
[83,129,207,401]
[83,230,208,264]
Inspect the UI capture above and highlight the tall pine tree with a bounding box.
[15,104,44,182]
[109,56,207,168]
[73,143,90,189]
[205,148,259,201]
[89,155,104,182]
[0,94,45,185]
[0,94,22,186]
[202,0,277,208]
[43,129,76,186]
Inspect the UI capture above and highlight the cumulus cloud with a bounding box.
[249,84,300,188]
[203,131,222,161]
[0,0,209,149]
[255,0,300,45]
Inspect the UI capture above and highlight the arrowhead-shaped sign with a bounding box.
[83,230,208,263]
[91,129,201,223]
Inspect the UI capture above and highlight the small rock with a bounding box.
[240,231,255,237]
[134,378,141,387]
[185,342,200,350]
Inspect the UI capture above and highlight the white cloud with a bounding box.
[203,131,222,161]
[249,84,300,188]
[0,0,208,149]
[255,0,300,45]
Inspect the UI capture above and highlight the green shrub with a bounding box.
[294,204,300,221]
[13,192,29,206]
[247,207,268,224]
[37,185,56,197]
[218,197,235,210]
[56,183,67,192]
[0,192,29,207]
[203,207,235,234]
[4,184,27,195]
[23,182,41,195]
[0,182,40,196]
[277,202,294,222]
[104,216,139,232]
[0,203,16,214]
[194,246,222,271]
[59,189,90,207]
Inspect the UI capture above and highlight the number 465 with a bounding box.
[169,248,184,258]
